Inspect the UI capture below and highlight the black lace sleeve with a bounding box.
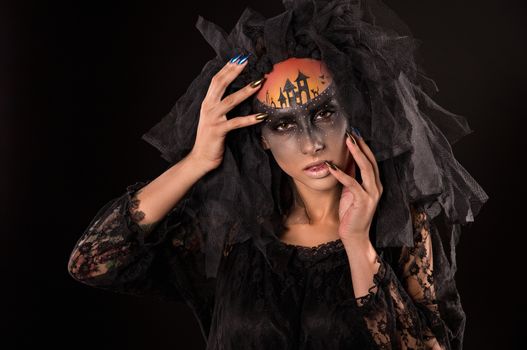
[67,181,216,315]
[352,205,459,350]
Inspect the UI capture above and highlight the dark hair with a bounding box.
[141,0,488,279]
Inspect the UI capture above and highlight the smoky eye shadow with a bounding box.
[270,116,295,125]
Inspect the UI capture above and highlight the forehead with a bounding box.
[252,57,335,117]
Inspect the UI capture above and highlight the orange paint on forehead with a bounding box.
[255,57,333,109]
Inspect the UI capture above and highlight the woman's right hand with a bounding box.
[188,54,268,172]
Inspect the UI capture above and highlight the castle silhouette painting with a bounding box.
[255,57,334,111]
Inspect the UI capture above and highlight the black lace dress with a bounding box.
[68,181,464,350]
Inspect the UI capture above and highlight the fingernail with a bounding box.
[255,113,268,121]
[324,160,338,171]
[237,53,251,64]
[351,126,362,138]
[346,130,357,145]
[229,54,242,63]
[250,77,266,88]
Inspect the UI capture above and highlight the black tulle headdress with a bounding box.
[141,0,489,279]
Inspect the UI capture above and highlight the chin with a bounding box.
[298,174,341,191]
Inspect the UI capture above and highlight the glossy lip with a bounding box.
[303,160,330,170]
[303,162,330,178]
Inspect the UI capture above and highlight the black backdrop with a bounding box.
[2,0,525,348]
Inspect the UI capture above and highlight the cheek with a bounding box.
[318,113,348,138]
[329,112,349,130]
[261,131,300,171]
[319,115,349,155]
[265,138,299,160]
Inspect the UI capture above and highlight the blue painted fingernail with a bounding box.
[345,130,357,145]
[351,126,362,138]
[229,54,242,63]
[237,53,251,64]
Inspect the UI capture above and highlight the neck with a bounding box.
[287,179,342,226]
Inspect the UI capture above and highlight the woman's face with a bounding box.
[253,58,353,191]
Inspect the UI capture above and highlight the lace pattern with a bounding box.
[355,253,386,307]
[278,238,345,261]
[68,181,219,344]
[352,205,450,350]
[67,182,158,282]
[68,183,457,349]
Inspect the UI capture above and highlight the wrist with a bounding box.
[341,235,375,253]
[340,232,371,245]
[342,238,380,268]
[185,152,216,175]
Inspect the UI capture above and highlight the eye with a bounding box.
[271,109,335,132]
[315,109,334,120]
[273,121,295,132]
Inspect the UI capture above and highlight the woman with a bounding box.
[67,0,488,349]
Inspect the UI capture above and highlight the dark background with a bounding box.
[2,0,524,348]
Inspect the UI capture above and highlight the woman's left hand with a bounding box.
[326,129,383,243]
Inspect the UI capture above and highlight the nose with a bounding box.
[299,128,325,155]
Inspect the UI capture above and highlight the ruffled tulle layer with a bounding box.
[141,0,488,279]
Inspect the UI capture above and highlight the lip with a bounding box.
[303,160,329,170]
[303,161,331,178]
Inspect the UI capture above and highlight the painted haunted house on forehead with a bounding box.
[67,0,488,349]
[252,57,335,111]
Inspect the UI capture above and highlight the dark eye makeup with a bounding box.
[270,108,336,132]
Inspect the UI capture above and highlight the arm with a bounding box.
[346,206,456,350]
[67,152,213,292]
[342,236,382,302]
[395,207,444,349]
[123,152,212,236]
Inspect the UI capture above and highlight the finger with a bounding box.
[345,131,377,195]
[343,152,356,178]
[221,112,269,134]
[350,130,383,195]
[216,77,266,116]
[350,160,356,179]
[325,160,366,197]
[205,55,250,103]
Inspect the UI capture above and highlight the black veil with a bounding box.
[141,0,489,280]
